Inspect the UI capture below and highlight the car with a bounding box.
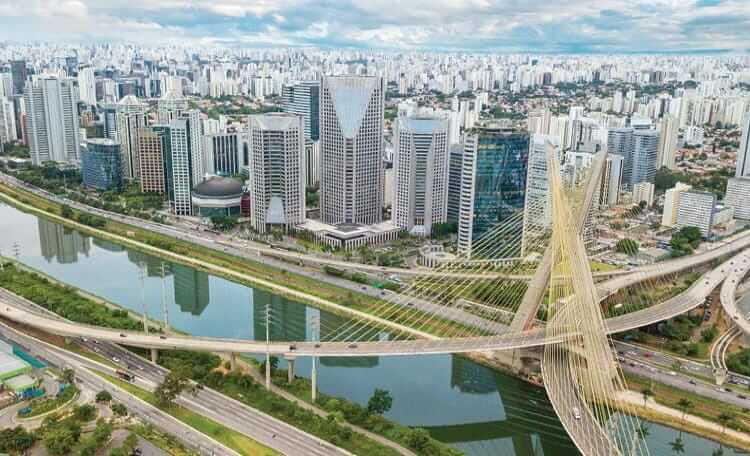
[688,380,697,385]
[112,357,120,363]
[669,371,677,376]
[738,394,747,400]
[348,343,358,349]
[159,335,167,340]
[119,333,127,338]
[314,343,321,348]
[289,344,297,351]
[572,407,582,420]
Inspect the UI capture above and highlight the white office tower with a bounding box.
[157,92,188,124]
[116,95,148,181]
[0,97,17,144]
[736,114,750,178]
[202,132,240,176]
[319,76,384,225]
[305,140,320,188]
[724,177,750,221]
[599,154,624,208]
[77,66,96,106]
[676,190,715,236]
[662,182,692,227]
[247,113,305,234]
[447,144,464,222]
[392,116,449,236]
[657,114,679,170]
[632,182,655,206]
[181,110,204,186]
[684,126,704,146]
[522,134,558,254]
[25,77,80,165]
[166,120,193,216]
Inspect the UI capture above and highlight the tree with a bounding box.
[61,368,75,384]
[636,422,651,441]
[43,423,81,455]
[670,435,685,454]
[95,390,112,403]
[366,388,393,415]
[717,412,735,434]
[111,402,128,417]
[615,238,639,255]
[641,387,653,406]
[60,204,74,219]
[210,215,239,232]
[677,398,693,423]
[0,426,36,454]
[404,428,431,451]
[154,366,196,408]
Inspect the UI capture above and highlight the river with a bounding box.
[0,202,739,456]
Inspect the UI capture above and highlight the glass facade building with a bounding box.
[458,127,530,254]
[81,138,122,191]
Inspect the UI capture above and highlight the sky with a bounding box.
[0,0,749,53]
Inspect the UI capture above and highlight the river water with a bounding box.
[0,202,740,456]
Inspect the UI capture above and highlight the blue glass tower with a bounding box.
[81,138,122,191]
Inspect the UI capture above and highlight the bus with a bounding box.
[116,370,135,382]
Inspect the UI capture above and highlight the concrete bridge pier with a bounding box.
[311,356,318,402]
[285,354,296,383]
[150,348,158,363]
[230,352,238,371]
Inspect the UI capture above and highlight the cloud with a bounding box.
[0,0,747,52]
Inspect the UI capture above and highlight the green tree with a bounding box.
[0,426,36,454]
[670,435,685,454]
[404,428,431,451]
[61,368,76,384]
[43,423,81,455]
[95,390,112,403]
[210,215,239,232]
[154,366,196,408]
[366,388,393,415]
[717,412,735,434]
[111,402,128,417]
[615,238,639,255]
[60,204,74,219]
[677,398,693,423]
[641,387,654,406]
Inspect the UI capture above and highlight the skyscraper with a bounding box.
[159,120,196,216]
[157,92,188,124]
[319,76,384,225]
[77,66,96,106]
[657,114,679,170]
[447,144,464,223]
[203,132,240,176]
[458,125,530,255]
[0,97,17,144]
[282,81,320,141]
[10,60,27,96]
[137,127,168,194]
[599,154,624,208]
[607,127,658,189]
[247,113,305,233]
[522,134,558,253]
[81,138,122,191]
[116,95,148,181]
[736,114,750,178]
[24,77,80,165]
[392,116,449,236]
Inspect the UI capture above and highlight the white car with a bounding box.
[572,407,582,420]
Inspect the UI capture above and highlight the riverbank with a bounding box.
[0,182,471,339]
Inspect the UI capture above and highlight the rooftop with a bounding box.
[192,176,244,198]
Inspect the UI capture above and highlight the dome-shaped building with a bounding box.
[191,176,244,218]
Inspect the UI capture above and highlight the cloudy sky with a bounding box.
[0,0,748,53]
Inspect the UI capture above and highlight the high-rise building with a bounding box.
[599,154,624,208]
[116,95,148,181]
[392,116,449,236]
[77,66,96,106]
[102,104,117,140]
[203,132,240,176]
[10,60,27,96]
[458,125,530,255]
[281,81,320,141]
[157,93,188,124]
[724,177,750,221]
[447,144,464,223]
[657,114,679,170]
[247,113,305,233]
[137,127,168,194]
[305,140,320,188]
[319,76,384,225]
[676,190,715,236]
[182,110,204,186]
[80,138,122,191]
[736,114,750,178]
[522,134,558,253]
[159,120,196,216]
[632,182,655,206]
[607,127,658,189]
[0,97,17,144]
[661,182,692,227]
[24,77,80,165]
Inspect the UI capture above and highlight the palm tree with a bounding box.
[641,387,654,407]
[636,422,651,441]
[677,398,693,423]
[717,412,735,435]
[670,436,685,454]
[711,446,724,456]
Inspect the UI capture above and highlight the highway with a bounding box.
[0,288,349,456]
[0,322,238,456]
[0,247,744,358]
[719,248,750,335]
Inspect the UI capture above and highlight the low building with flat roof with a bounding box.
[0,352,32,381]
[3,374,39,394]
[297,219,401,250]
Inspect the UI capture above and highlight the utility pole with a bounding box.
[265,301,271,390]
[160,262,169,331]
[310,314,320,402]
[139,263,149,335]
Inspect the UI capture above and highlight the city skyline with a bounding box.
[0,1,748,53]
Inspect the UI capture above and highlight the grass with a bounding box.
[129,424,200,456]
[590,260,619,272]
[625,372,750,434]
[95,372,280,456]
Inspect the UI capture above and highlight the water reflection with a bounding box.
[37,218,90,264]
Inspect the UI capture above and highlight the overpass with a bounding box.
[719,249,750,336]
